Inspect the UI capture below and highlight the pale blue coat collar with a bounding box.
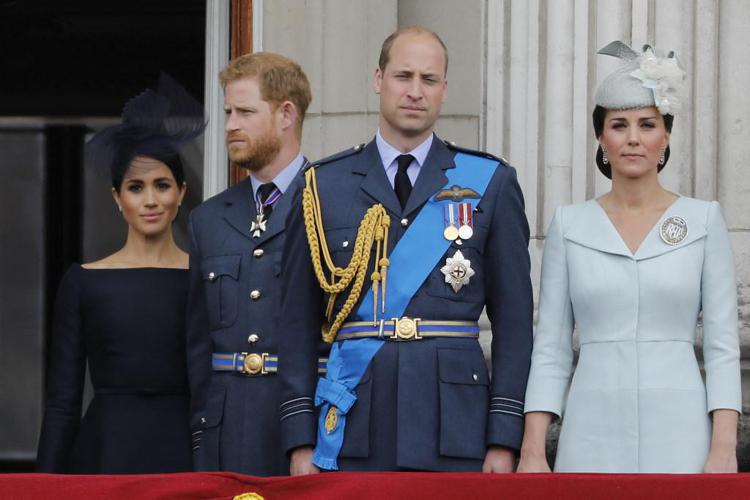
[563,196,709,260]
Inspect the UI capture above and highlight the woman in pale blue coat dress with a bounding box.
[517,41,741,473]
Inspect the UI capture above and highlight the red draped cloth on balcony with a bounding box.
[1,471,748,499]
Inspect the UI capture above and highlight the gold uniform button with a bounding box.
[250,290,261,300]
[207,272,216,281]
[253,248,264,258]
[248,333,259,344]
[401,218,409,227]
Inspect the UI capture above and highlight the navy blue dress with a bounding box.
[36,265,192,473]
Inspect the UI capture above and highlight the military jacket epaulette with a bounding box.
[306,143,366,170]
[442,139,510,166]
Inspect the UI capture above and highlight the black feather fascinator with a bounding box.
[86,73,207,188]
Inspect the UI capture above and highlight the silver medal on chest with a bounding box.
[659,215,688,245]
[440,249,475,293]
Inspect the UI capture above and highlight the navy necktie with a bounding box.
[394,154,414,209]
[257,182,279,218]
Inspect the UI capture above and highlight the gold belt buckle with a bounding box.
[240,352,268,375]
[390,317,421,340]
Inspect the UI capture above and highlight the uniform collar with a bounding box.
[249,152,304,199]
[375,130,433,171]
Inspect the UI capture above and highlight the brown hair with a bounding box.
[220,52,312,137]
[378,26,448,76]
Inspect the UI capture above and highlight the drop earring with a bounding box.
[602,148,609,165]
[659,149,666,165]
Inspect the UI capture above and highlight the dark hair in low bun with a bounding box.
[111,151,185,192]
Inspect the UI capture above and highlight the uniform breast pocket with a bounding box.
[201,255,241,330]
[437,347,489,459]
[323,226,357,269]
[424,235,485,303]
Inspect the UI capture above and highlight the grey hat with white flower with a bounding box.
[595,41,686,115]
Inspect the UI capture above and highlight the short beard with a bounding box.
[227,130,282,172]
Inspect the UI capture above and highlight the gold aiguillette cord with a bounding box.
[302,167,391,343]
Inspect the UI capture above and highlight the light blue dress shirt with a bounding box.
[375,130,433,188]
[249,152,305,201]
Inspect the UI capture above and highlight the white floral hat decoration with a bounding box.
[594,41,686,115]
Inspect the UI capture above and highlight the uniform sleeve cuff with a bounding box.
[486,405,524,451]
[280,398,317,454]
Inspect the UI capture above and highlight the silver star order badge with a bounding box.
[250,213,267,238]
[440,249,475,293]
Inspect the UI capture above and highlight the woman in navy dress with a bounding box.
[36,77,205,473]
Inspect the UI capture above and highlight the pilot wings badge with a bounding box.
[434,184,481,203]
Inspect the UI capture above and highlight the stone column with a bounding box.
[202,0,230,199]
[483,0,750,467]
[719,0,750,373]
[262,0,397,160]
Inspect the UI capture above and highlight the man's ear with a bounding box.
[373,67,383,95]
[277,100,298,132]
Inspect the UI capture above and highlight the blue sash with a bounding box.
[312,153,498,469]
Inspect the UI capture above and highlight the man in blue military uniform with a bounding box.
[186,52,320,475]
[278,27,533,474]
